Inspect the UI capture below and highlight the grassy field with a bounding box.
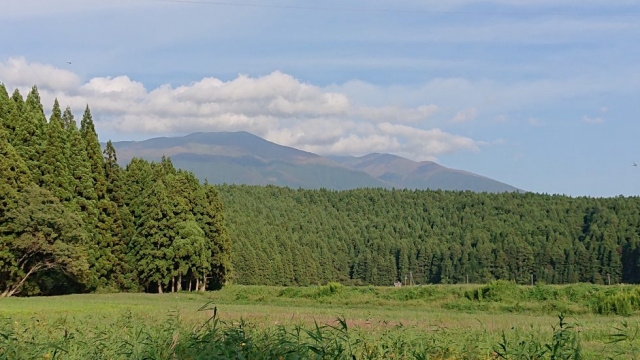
[3,282,640,359]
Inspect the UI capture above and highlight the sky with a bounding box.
[1,0,639,197]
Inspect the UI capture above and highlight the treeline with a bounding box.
[0,84,231,297]
[218,185,640,286]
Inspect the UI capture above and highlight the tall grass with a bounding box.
[5,283,640,359]
[1,302,639,359]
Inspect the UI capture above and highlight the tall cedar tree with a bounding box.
[80,106,107,199]
[195,183,232,289]
[13,86,47,183]
[1,85,233,295]
[40,99,74,202]
[75,106,128,290]
[132,179,175,293]
[102,140,136,289]
[0,131,31,215]
[4,90,24,145]
[11,89,24,113]
[0,84,11,134]
[65,107,98,206]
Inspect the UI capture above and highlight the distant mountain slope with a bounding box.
[329,153,520,193]
[110,131,520,192]
[112,132,389,190]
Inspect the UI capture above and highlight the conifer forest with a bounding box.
[2,84,640,297]
[0,84,231,297]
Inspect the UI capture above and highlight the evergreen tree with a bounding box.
[0,89,19,145]
[13,86,47,183]
[0,83,10,134]
[0,185,90,297]
[0,131,32,214]
[39,99,74,202]
[195,184,232,289]
[66,108,97,206]
[10,89,24,113]
[131,179,174,293]
[80,105,107,199]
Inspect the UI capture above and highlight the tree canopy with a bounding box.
[0,86,231,297]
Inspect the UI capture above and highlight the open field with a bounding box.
[3,283,640,359]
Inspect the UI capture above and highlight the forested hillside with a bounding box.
[218,185,640,286]
[3,83,640,297]
[0,84,231,297]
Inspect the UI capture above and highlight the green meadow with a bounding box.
[4,282,640,359]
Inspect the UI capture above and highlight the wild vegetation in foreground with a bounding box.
[4,283,640,359]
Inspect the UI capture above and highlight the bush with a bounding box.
[313,282,344,298]
[464,280,520,302]
[592,287,640,316]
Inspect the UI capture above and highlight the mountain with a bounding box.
[111,132,388,190]
[329,153,520,193]
[110,131,521,192]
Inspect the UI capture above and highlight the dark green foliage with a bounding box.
[39,99,75,202]
[66,107,97,204]
[217,185,640,287]
[80,105,107,199]
[131,178,175,292]
[124,158,231,293]
[195,183,232,289]
[0,83,11,135]
[0,131,31,195]
[0,185,89,297]
[12,86,47,183]
[0,85,231,296]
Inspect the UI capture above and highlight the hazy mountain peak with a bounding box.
[110,131,521,192]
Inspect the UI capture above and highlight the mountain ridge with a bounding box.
[109,131,521,192]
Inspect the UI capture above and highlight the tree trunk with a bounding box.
[1,264,42,298]
[199,274,207,292]
[171,277,175,293]
[188,279,192,292]
[158,282,163,294]
[196,278,200,292]
[177,273,182,292]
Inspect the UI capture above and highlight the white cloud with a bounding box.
[334,70,640,116]
[0,57,480,161]
[0,57,81,91]
[450,108,477,123]
[354,104,438,123]
[600,106,608,113]
[583,115,604,124]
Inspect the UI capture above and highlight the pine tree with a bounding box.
[104,141,124,205]
[39,99,74,202]
[66,107,97,206]
[10,89,24,113]
[171,220,208,292]
[0,132,33,297]
[80,105,107,199]
[102,140,136,290]
[13,86,47,183]
[0,84,10,133]
[0,90,20,146]
[194,184,232,289]
[132,179,175,293]
[0,131,32,210]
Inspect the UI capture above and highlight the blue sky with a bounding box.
[1,0,639,197]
